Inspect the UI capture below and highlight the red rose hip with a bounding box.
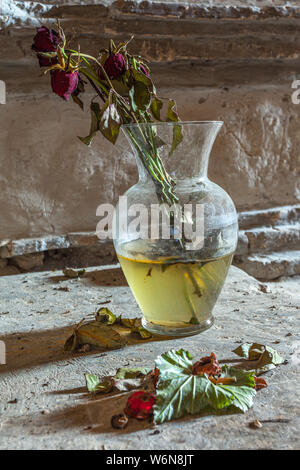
[51,70,79,101]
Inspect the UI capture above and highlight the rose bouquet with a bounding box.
[31,23,239,337]
[32,22,182,207]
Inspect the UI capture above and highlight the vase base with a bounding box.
[141,316,214,337]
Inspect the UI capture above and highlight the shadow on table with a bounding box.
[47,267,128,287]
[39,385,242,436]
[0,323,174,375]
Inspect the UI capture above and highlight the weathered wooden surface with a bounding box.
[0,264,299,450]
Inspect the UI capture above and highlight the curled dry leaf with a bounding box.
[192,352,221,376]
[254,376,267,391]
[95,307,117,325]
[232,342,284,376]
[64,319,127,352]
[63,267,86,278]
[121,317,152,339]
[85,367,152,394]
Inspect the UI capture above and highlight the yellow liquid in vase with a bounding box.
[118,252,233,331]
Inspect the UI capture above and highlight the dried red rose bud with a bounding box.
[111,413,128,430]
[37,54,58,68]
[100,53,126,80]
[32,26,59,53]
[51,70,79,101]
[124,391,155,420]
[192,352,221,377]
[254,376,267,391]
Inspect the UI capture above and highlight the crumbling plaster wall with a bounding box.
[1,0,300,240]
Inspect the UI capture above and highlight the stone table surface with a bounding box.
[0,265,299,450]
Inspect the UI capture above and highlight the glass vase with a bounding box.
[113,122,238,337]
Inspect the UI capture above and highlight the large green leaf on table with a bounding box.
[232,343,284,375]
[99,100,122,144]
[154,349,256,424]
[78,102,101,146]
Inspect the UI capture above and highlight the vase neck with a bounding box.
[122,121,222,183]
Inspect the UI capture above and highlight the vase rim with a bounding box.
[121,120,223,129]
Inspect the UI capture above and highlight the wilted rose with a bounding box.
[51,70,79,101]
[192,352,221,376]
[32,26,59,67]
[32,26,59,53]
[101,53,126,79]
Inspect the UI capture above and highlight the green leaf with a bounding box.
[113,367,154,391]
[85,367,152,394]
[120,317,137,328]
[156,349,193,378]
[78,102,101,146]
[110,78,129,97]
[120,317,152,339]
[167,99,180,122]
[131,68,156,94]
[232,343,284,375]
[129,81,151,113]
[85,373,113,393]
[131,326,152,339]
[99,100,122,144]
[163,99,183,156]
[169,122,183,157]
[150,96,164,121]
[154,349,256,424]
[96,307,116,325]
[114,367,151,379]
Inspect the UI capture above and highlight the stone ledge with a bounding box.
[234,249,300,280]
[238,204,300,230]
[0,232,103,259]
[3,1,300,31]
